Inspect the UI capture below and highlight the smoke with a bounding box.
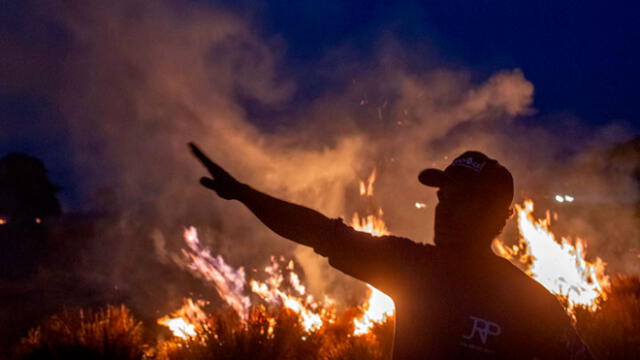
[3,0,638,313]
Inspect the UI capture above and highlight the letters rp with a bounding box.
[463,316,502,345]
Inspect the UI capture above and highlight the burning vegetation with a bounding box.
[493,200,610,317]
[9,196,640,359]
[5,170,640,359]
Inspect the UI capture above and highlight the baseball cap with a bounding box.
[418,151,514,208]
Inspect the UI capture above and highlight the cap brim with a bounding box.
[418,168,456,188]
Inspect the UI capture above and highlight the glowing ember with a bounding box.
[158,298,208,340]
[494,200,609,316]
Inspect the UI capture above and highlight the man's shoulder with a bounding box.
[492,256,568,316]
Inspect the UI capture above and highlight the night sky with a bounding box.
[1,0,639,207]
[221,0,640,124]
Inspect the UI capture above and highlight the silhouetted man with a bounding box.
[190,143,594,360]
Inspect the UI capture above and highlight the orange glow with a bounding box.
[351,169,395,335]
[180,230,329,333]
[167,172,609,338]
[157,298,208,340]
[493,200,609,317]
[351,210,388,237]
[359,168,376,197]
[182,227,251,321]
[249,257,326,332]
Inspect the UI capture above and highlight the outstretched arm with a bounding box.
[190,142,428,296]
[189,143,331,248]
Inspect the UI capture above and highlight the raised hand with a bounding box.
[189,142,243,200]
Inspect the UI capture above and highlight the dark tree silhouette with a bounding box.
[0,152,60,280]
[0,152,61,219]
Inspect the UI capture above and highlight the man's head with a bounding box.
[419,151,514,251]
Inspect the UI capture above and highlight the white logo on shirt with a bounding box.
[463,316,502,344]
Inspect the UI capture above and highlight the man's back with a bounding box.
[315,220,592,360]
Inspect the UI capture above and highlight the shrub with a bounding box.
[15,305,145,360]
[575,275,640,360]
[155,305,392,360]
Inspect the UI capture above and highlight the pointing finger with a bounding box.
[200,177,217,190]
[189,142,226,176]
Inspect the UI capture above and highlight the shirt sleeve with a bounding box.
[564,329,595,360]
[312,218,433,296]
[532,294,595,360]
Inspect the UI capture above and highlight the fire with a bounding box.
[351,170,396,335]
[359,168,376,196]
[159,169,396,339]
[350,215,395,335]
[351,211,388,237]
[250,257,325,332]
[172,169,397,337]
[494,200,610,316]
[181,227,251,321]
[159,318,196,340]
[158,298,208,340]
[163,171,608,340]
[173,229,329,335]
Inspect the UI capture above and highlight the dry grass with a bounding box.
[575,275,640,360]
[14,305,145,360]
[13,275,640,360]
[155,305,392,360]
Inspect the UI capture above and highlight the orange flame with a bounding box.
[493,200,610,317]
[359,168,377,197]
[351,169,395,335]
[181,227,251,321]
[351,210,388,237]
[177,229,330,335]
[249,257,326,332]
[166,175,609,340]
[157,298,208,340]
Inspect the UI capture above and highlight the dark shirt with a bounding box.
[313,219,593,360]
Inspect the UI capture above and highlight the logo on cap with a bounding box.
[451,157,486,172]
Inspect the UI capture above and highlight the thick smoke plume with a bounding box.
[3,0,638,314]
